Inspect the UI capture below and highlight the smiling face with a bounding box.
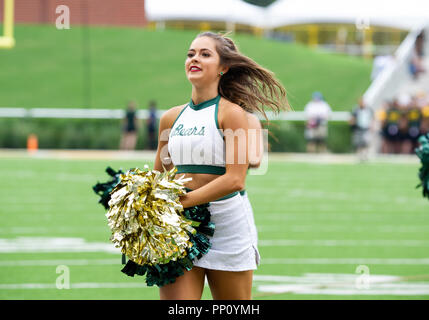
[185,36,226,87]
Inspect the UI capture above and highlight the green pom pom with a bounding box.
[92,167,124,209]
[415,133,429,200]
[197,222,215,237]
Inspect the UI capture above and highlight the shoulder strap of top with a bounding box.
[214,97,224,138]
[171,104,188,129]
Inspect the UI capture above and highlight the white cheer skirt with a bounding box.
[193,192,261,271]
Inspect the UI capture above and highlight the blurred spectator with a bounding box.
[146,100,158,150]
[371,55,394,81]
[409,31,425,80]
[416,90,429,108]
[119,100,139,150]
[380,99,401,154]
[404,95,423,153]
[349,97,374,161]
[379,92,429,154]
[304,91,332,153]
[397,94,411,154]
[419,92,429,135]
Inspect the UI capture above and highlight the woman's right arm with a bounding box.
[153,106,184,172]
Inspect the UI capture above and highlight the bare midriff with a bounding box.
[177,172,220,190]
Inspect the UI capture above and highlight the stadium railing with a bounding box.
[0,108,351,122]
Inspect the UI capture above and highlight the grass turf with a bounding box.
[0,156,428,300]
[0,25,372,111]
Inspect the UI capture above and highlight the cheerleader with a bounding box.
[153,32,288,300]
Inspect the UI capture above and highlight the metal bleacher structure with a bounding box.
[363,22,429,154]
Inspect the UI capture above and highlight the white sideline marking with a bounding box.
[0,283,149,289]
[1,273,429,296]
[1,224,428,235]
[0,237,119,253]
[257,285,429,296]
[257,225,429,233]
[261,258,429,265]
[255,273,400,283]
[278,188,418,205]
[258,239,429,247]
[1,257,429,267]
[0,227,109,234]
[262,213,428,221]
[1,237,429,255]
[0,149,419,164]
[2,170,99,182]
[0,259,120,266]
[256,273,429,296]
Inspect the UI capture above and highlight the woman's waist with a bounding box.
[181,172,219,191]
[182,177,240,202]
[182,174,238,201]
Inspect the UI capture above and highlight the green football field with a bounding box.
[0,153,428,300]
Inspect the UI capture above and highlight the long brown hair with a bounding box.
[196,31,289,119]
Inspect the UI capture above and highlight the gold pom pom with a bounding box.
[106,166,193,266]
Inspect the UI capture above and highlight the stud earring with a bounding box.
[220,72,224,76]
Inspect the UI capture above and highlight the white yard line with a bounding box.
[0,149,157,161]
[257,285,429,296]
[1,237,429,255]
[0,227,109,234]
[257,225,429,233]
[256,273,429,296]
[262,213,427,221]
[1,224,428,235]
[0,283,149,289]
[1,257,429,267]
[0,149,419,164]
[258,239,429,247]
[1,273,429,296]
[261,258,429,265]
[0,259,120,267]
[0,237,119,254]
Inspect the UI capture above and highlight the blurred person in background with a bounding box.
[397,94,412,154]
[146,100,158,150]
[349,97,374,161]
[120,100,139,150]
[409,31,426,80]
[380,100,401,153]
[404,95,423,153]
[371,55,394,81]
[416,90,429,109]
[418,91,429,135]
[304,91,332,153]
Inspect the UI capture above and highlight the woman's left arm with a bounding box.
[247,112,264,168]
[180,103,249,208]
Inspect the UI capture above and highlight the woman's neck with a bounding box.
[191,84,219,105]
